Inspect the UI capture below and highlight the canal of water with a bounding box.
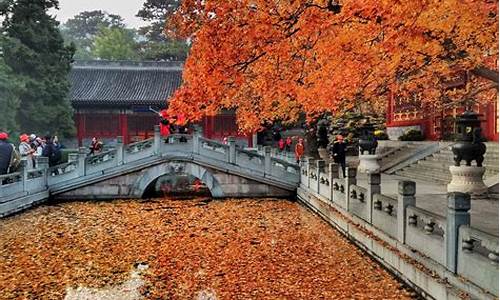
[0,197,418,299]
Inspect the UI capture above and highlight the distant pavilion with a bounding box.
[69,60,250,146]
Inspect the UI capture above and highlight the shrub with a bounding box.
[398,129,425,141]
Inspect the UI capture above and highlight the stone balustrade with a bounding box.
[0,127,299,217]
[298,158,499,298]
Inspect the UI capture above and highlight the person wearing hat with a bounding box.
[19,134,35,169]
[0,132,20,175]
[331,135,348,177]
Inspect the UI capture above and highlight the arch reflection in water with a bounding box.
[143,173,211,198]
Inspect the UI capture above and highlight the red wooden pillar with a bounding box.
[76,112,85,147]
[119,113,129,144]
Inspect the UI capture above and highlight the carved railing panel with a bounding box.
[86,150,117,175]
[331,178,346,209]
[198,137,229,162]
[457,226,499,295]
[0,172,23,198]
[372,194,398,238]
[318,171,330,200]
[349,185,369,222]
[236,149,265,172]
[47,161,79,186]
[406,206,446,265]
[125,138,155,163]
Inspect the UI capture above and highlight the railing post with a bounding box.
[154,125,161,155]
[116,136,124,165]
[192,126,201,155]
[36,156,49,187]
[367,173,381,223]
[307,158,315,189]
[329,162,339,201]
[21,160,29,192]
[228,136,236,164]
[397,180,416,243]
[345,167,357,211]
[316,160,325,193]
[77,147,87,177]
[446,192,471,273]
[264,146,272,175]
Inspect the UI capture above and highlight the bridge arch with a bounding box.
[132,161,225,198]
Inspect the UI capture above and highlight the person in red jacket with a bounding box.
[278,138,285,152]
[295,138,305,164]
[159,109,171,138]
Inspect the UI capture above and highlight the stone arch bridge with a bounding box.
[0,128,299,217]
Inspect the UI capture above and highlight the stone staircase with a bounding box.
[395,143,499,184]
[377,143,432,172]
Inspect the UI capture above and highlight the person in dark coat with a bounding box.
[42,136,62,167]
[331,135,347,178]
[0,132,14,175]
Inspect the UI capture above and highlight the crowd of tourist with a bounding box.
[0,132,63,175]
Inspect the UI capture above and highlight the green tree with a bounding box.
[92,27,138,60]
[0,37,25,135]
[0,0,76,137]
[61,10,125,60]
[136,0,188,60]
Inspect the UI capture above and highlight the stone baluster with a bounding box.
[77,147,87,177]
[367,173,381,223]
[264,146,272,175]
[397,180,416,243]
[446,192,471,273]
[153,125,161,155]
[316,160,326,193]
[21,160,29,192]
[36,156,49,187]
[329,163,339,201]
[192,126,201,155]
[345,167,357,211]
[307,158,315,189]
[228,136,236,164]
[116,136,124,165]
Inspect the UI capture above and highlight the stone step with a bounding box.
[395,169,451,183]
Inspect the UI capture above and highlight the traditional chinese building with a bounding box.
[69,60,251,146]
[386,69,499,141]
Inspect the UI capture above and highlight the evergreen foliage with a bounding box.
[0,0,75,137]
[0,37,25,135]
[92,27,138,60]
[60,10,125,60]
[136,0,189,61]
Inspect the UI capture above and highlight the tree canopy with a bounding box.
[61,10,125,60]
[166,0,498,132]
[136,0,189,61]
[1,0,75,137]
[92,27,138,60]
[0,37,25,135]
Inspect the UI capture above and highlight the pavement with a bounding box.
[356,173,499,236]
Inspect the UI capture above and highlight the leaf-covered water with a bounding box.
[0,198,416,299]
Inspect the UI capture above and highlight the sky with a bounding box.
[53,0,146,28]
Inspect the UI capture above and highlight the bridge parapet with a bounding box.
[1,128,299,216]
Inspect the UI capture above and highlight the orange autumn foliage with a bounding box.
[166,0,498,132]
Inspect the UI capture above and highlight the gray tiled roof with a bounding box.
[69,60,183,107]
